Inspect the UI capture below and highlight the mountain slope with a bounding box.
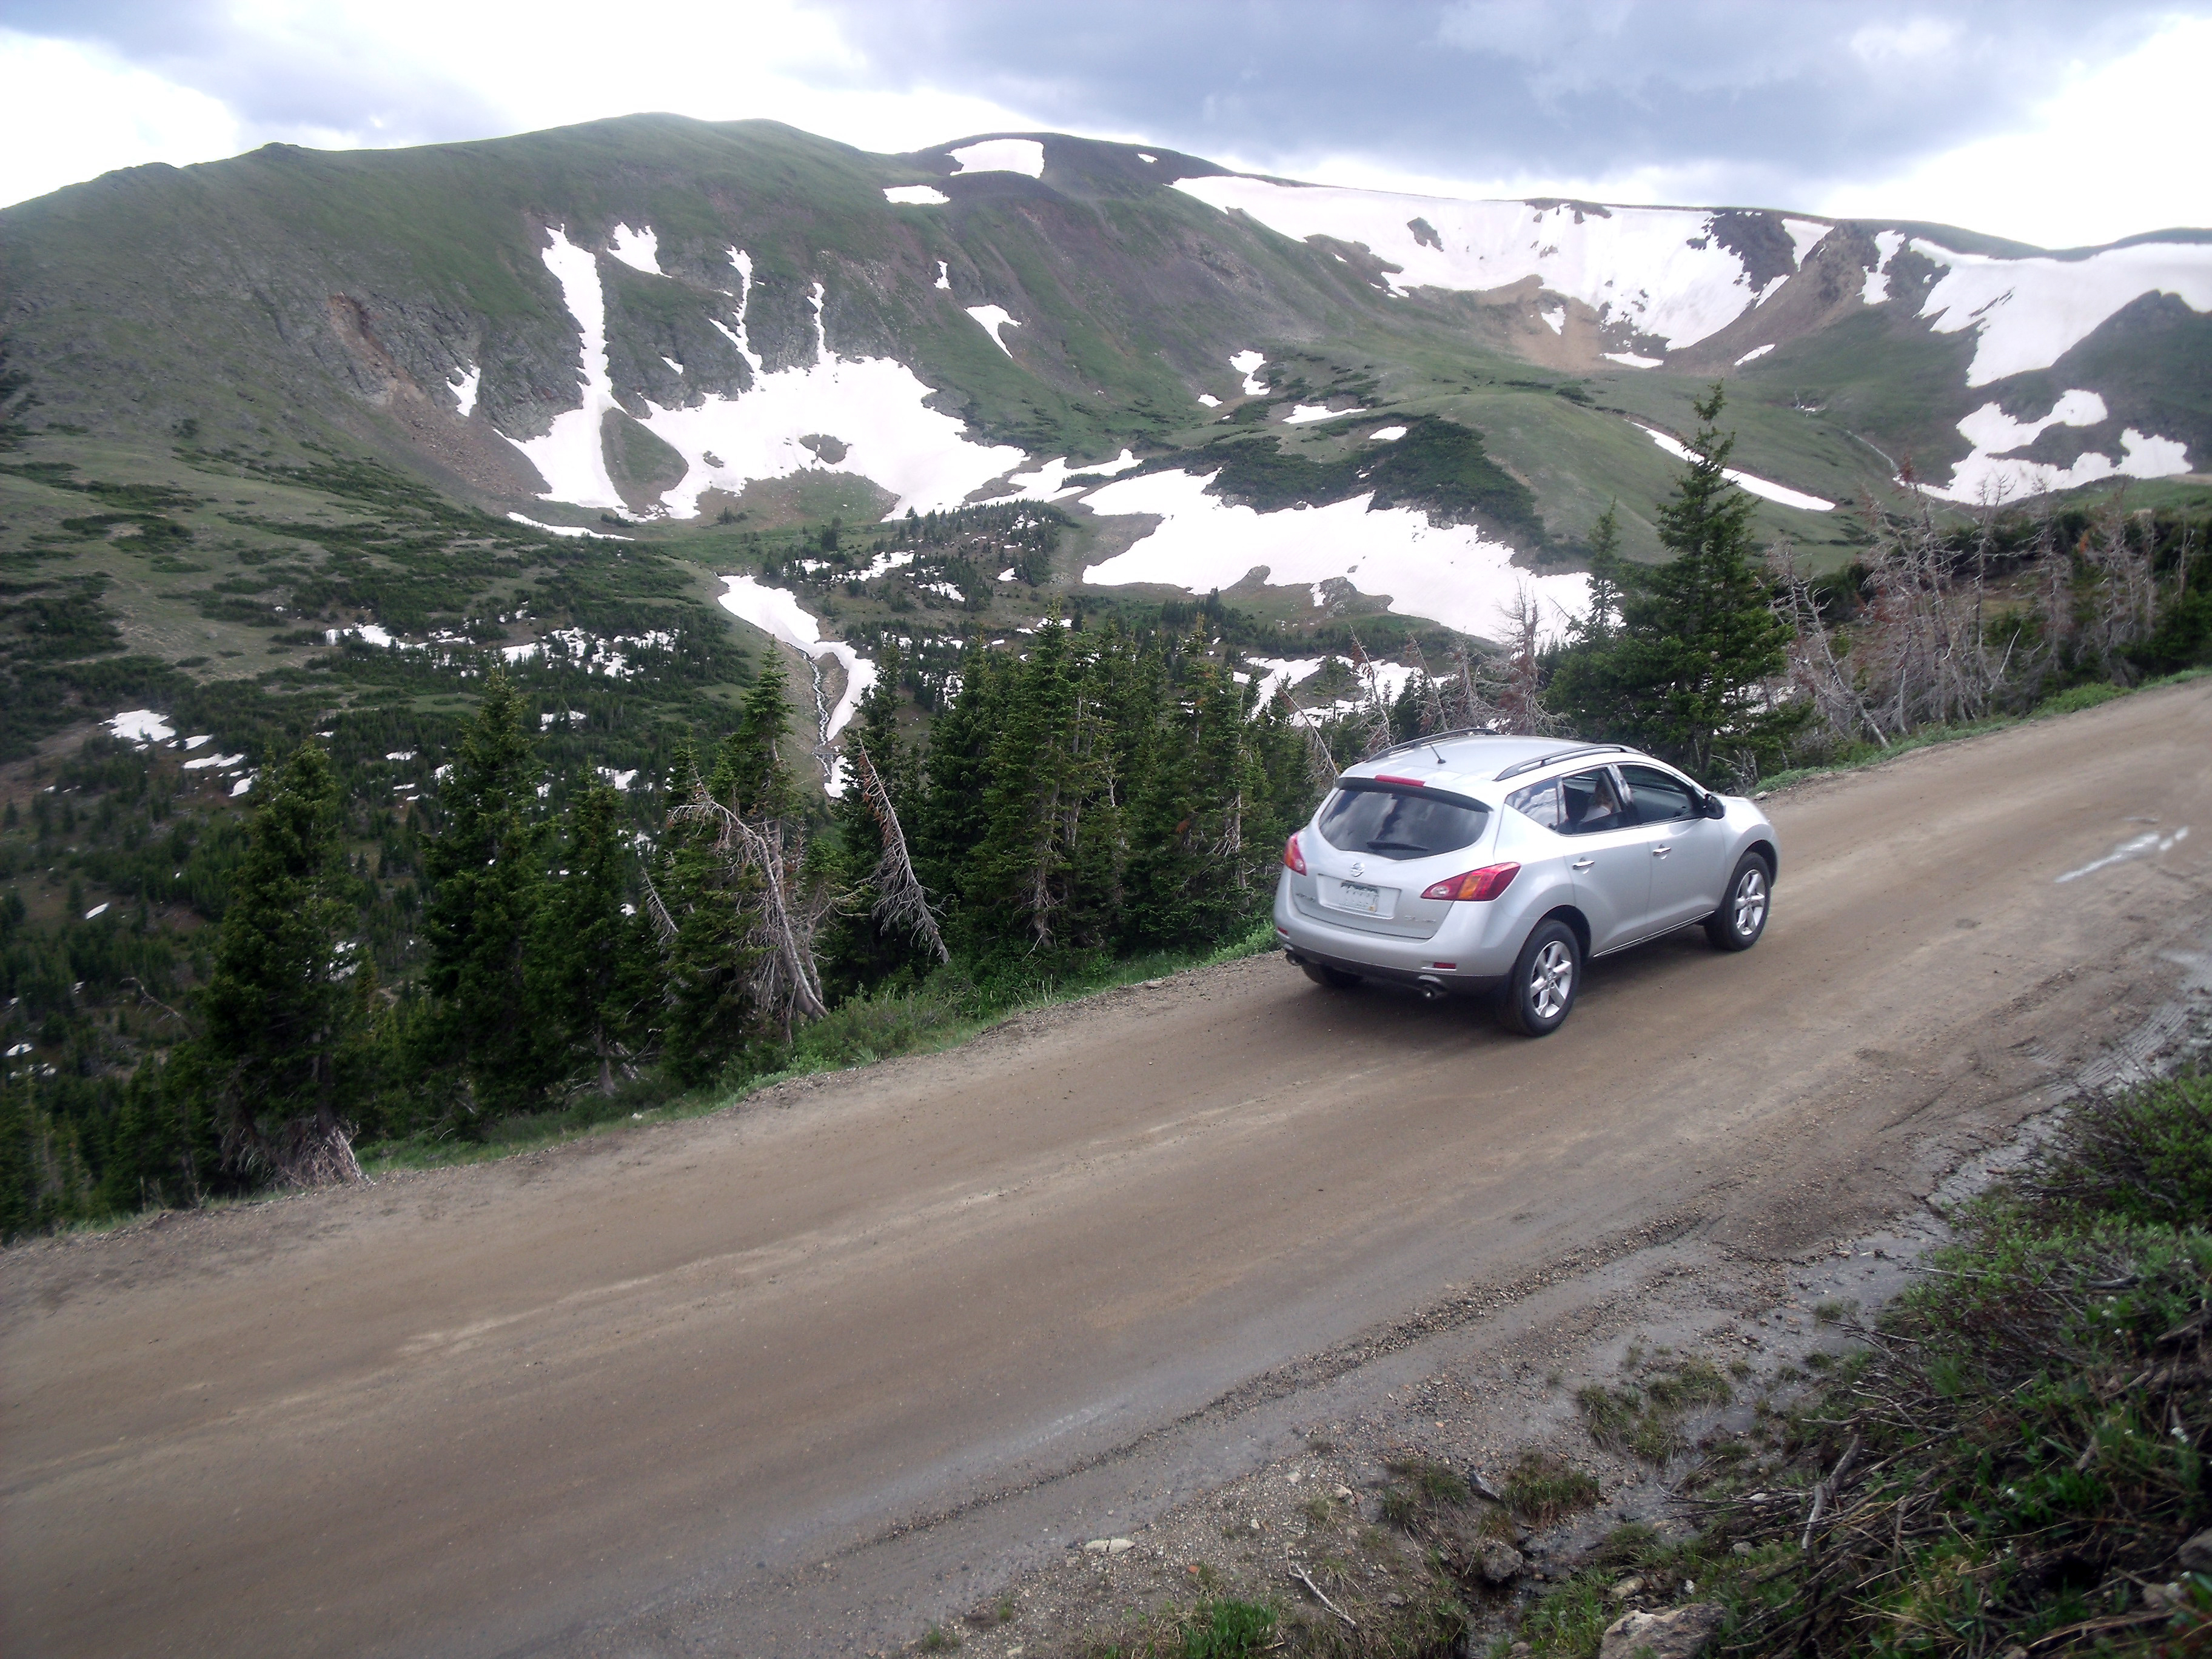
[2,114,2208,653]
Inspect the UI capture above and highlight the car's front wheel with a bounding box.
[1704,853,1772,951]
[1500,919,1580,1037]
[1299,960,1363,990]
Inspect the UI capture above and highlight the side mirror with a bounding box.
[1702,792,1728,819]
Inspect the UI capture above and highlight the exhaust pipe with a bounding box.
[1416,975,1449,1003]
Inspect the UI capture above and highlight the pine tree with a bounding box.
[1548,389,1798,774]
[186,742,374,1183]
[529,781,649,1094]
[716,654,800,822]
[420,668,552,1120]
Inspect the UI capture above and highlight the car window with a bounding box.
[1505,778,1564,829]
[1619,763,1698,825]
[1316,782,1490,861]
[1556,768,1626,837]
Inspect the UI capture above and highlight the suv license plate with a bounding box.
[1335,880,1383,914]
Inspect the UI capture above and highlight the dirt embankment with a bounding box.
[3,680,2208,1659]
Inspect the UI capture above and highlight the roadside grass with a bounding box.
[1575,1356,1734,1463]
[1752,666,2209,797]
[1495,1068,2212,1658]
[349,918,1285,1181]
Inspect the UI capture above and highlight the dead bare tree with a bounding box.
[1344,631,1397,757]
[845,738,949,965]
[1768,538,1886,749]
[1487,585,1562,736]
[666,792,830,1036]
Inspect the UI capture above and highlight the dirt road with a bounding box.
[5,683,2208,1658]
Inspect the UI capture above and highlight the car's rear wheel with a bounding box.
[1704,853,1772,951]
[1299,960,1363,990]
[1500,919,1580,1037]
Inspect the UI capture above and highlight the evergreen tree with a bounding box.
[186,742,375,1179]
[420,669,552,1120]
[716,655,800,821]
[529,781,650,1094]
[1548,389,1798,774]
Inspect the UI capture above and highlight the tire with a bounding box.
[1500,919,1580,1037]
[1299,960,1363,990]
[1704,853,1773,952]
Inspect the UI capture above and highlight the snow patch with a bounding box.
[948,138,1045,178]
[1196,393,1222,408]
[1538,304,1565,334]
[1367,425,1409,442]
[1914,236,2212,386]
[1245,656,1330,703]
[1138,152,1157,164]
[1918,387,2194,502]
[182,734,212,749]
[966,304,1020,357]
[598,767,639,791]
[1783,218,1832,267]
[1229,350,1267,394]
[934,260,951,290]
[626,255,1028,519]
[1735,344,1775,364]
[1282,404,1370,424]
[326,623,410,648]
[183,752,246,771]
[107,709,173,745]
[83,903,109,920]
[498,228,628,510]
[449,363,480,418]
[539,710,585,729]
[1603,352,1663,369]
[508,512,631,541]
[716,574,877,751]
[1176,176,1814,350]
[606,224,661,276]
[230,774,256,797]
[885,185,950,206]
[1632,423,1834,511]
[1079,470,1588,638]
[1861,232,1904,305]
[1006,449,1142,500]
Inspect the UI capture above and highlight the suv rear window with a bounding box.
[1317,780,1490,861]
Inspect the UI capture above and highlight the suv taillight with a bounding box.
[1282,832,1307,874]
[1421,862,1520,902]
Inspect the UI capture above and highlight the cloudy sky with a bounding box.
[2,1,2205,247]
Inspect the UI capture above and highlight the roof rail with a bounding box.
[1492,743,1630,782]
[1368,726,1500,761]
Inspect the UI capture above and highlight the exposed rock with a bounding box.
[1475,1539,1526,1584]
[1598,1603,1724,1659]
[1081,1537,1134,1555]
[2180,1526,2212,1572]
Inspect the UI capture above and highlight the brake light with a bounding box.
[1421,862,1520,902]
[1374,774,1426,786]
[1282,831,1307,874]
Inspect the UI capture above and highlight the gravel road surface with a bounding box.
[4,681,2208,1658]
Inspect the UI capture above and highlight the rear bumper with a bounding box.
[1273,926,1506,997]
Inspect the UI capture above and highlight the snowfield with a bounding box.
[1631,423,1834,512]
[948,139,1045,178]
[884,185,950,206]
[606,224,661,275]
[1282,404,1369,424]
[504,232,1030,521]
[965,304,1020,357]
[1077,470,1589,640]
[717,574,878,776]
[449,363,481,417]
[1177,177,1825,352]
[1920,388,2193,503]
[500,229,631,510]
[1912,236,2212,386]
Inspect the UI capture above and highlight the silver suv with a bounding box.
[1273,734,1778,1035]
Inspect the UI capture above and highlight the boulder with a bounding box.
[1598,1603,1724,1659]
[1475,1540,1526,1584]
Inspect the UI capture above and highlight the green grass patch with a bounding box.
[1502,1067,2212,1658]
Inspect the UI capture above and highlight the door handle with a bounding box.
[1651,845,1671,857]
[1570,857,1594,871]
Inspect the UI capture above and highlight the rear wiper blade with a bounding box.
[1366,840,1428,852]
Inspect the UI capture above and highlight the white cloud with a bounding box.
[1815,16,2212,247]
[0,30,244,207]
